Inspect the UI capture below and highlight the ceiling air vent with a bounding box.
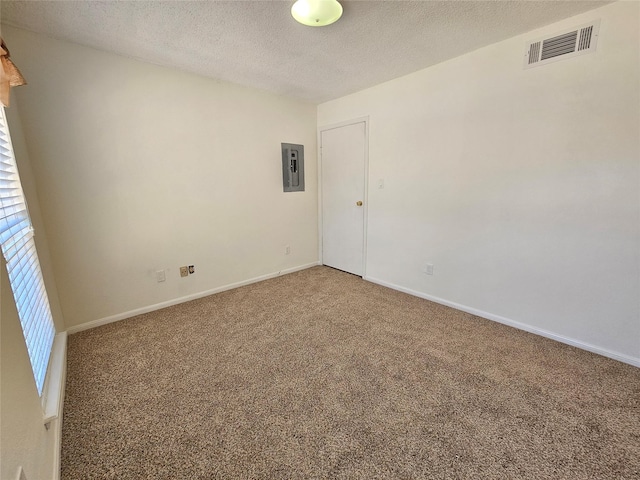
[525,20,600,69]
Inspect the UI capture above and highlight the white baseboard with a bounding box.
[365,275,640,368]
[66,262,320,335]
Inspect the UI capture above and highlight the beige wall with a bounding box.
[318,2,640,364]
[4,25,319,330]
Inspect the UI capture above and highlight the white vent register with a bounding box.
[525,20,600,68]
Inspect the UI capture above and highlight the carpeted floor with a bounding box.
[62,266,640,479]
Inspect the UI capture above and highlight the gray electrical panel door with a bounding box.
[281,143,304,192]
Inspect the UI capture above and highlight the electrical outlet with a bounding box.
[156,270,166,282]
[188,265,195,274]
[285,245,290,255]
[425,263,434,275]
[179,266,188,277]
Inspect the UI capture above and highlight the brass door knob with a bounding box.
[356,201,363,206]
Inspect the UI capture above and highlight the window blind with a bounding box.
[0,107,55,395]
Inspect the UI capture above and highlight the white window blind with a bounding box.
[0,107,55,396]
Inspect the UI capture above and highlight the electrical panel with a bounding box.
[281,143,304,192]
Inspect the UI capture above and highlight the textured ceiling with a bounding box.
[1,1,611,104]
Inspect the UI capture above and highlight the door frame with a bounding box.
[317,116,370,277]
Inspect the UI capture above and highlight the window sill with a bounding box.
[42,332,67,427]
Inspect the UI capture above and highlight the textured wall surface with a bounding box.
[318,2,640,364]
[4,26,319,329]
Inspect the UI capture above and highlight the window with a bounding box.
[0,106,55,395]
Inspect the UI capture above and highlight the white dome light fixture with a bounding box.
[291,0,343,27]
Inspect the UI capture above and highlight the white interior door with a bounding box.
[321,121,366,276]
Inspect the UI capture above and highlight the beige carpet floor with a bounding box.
[62,266,640,479]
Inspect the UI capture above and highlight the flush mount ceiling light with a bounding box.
[291,0,343,27]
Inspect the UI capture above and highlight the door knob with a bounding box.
[356,201,363,206]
